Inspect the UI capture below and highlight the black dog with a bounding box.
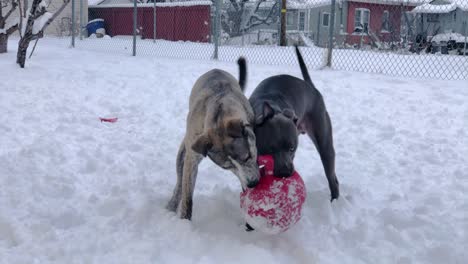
[249,46,339,201]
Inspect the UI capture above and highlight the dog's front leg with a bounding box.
[178,151,201,220]
[167,142,187,212]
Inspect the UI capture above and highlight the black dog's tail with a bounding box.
[294,45,314,87]
[237,57,247,92]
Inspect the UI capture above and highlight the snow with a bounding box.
[341,0,426,6]
[287,0,343,9]
[431,32,467,43]
[89,1,212,8]
[1,37,468,263]
[413,2,457,13]
[413,0,468,13]
[88,0,106,5]
[32,12,53,35]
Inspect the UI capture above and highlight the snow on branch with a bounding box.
[242,0,278,31]
[17,0,70,67]
[1,0,19,38]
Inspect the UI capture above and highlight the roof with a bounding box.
[413,0,468,13]
[287,0,343,9]
[347,0,427,6]
[89,0,212,8]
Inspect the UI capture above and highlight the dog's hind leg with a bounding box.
[305,109,340,201]
[178,151,201,220]
[166,142,186,212]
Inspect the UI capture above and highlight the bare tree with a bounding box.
[17,0,69,67]
[221,0,278,38]
[0,0,19,53]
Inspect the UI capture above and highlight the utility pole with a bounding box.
[326,0,336,67]
[280,0,286,46]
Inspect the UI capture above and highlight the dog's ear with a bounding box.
[192,133,212,157]
[226,118,244,138]
[283,109,298,124]
[255,102,275,125]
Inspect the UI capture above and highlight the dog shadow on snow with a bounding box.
[157,169,356,263]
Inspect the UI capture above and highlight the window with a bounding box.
[287,12,294,26]
[354,8,370,33]
[427,13,439,22]
[382,10,390,32]
[322,12,330,27]
[453,12,456,22]
[299,12,306,31]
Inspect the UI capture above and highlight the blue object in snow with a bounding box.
[86,19,105,36]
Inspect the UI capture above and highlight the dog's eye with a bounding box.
[289,147,295,152]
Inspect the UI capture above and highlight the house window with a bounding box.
[453,12,456,22]
[354,8,370,33]
[299,12,306,31]
[427,13,439,22]
[382,10,390,32]
[322,12,330,27]
[287,12,294,27]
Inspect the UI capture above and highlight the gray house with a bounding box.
[229,0,347,47]
[286,0,347,47]
[413,0,468,38]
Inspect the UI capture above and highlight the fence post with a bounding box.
[277,0,281,45]
[133,0,137,56]
[326,0,336,67]
[463,22,467,56]
[71,0,75,47]
[317,11,321,45]
[80,0,83,40]
[280,0,286,46]
[153,0,156,42]
[213,0,220,60]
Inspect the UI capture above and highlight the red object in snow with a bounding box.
[99,117,118,123]
[240,155,307,234]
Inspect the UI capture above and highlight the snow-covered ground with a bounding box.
[1,38,467,264]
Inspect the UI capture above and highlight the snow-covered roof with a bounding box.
[347,0,427,6]
[287,0,343,9]
[89,0,212,8]
[88,0,106,5]
[413,0,468,13]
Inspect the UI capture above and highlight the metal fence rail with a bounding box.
[69,0,468,80]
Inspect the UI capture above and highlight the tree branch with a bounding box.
[6,22,18,35]
[3,0,18,21]
[17,0,22,38]
[244,1,277,30]
[33,0,70,37]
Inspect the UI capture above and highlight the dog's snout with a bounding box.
[276,164,294,177]
[247,178,259,188]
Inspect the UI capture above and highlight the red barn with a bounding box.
[345,0,423,46]
[88,1,212,43]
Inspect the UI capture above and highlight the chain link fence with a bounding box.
[68,0,467,80]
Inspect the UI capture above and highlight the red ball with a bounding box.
[240,155,307,234]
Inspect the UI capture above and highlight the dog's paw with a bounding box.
[165,200,178,212]
[330,193,339,202]
[330,179,340,202]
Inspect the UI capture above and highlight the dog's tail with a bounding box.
[237,57,247,92]
[294,45,314,87]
